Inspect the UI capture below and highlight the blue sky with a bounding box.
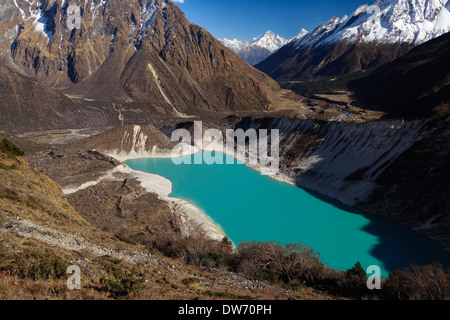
[174,0,370,41]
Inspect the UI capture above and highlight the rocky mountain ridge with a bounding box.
[257,0,450,80]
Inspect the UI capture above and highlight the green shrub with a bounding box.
[203,252,228,269]
[222,237,233,247]
[98,257,144,298]
[347,262,367,276]
[99,271,144,298]
[0,248,68,280]
[345,262,368,287]
[181,277,200,286]
[114,234,137,245]
[99,273,143,298]
[0,139,24,158]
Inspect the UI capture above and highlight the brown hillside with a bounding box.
[2,0,294,117]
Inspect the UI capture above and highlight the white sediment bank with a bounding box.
[103,142,200,163]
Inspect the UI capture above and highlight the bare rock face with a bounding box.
[0,64,77,133]
[2,0,284,117]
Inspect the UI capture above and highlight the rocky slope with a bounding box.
[361,118,450,250]
[0,63,77,133]
[0,140,160,269]
[73,124,176,160]
[348,32,450,118]
[0,0,294,122]
[257,0,450,80]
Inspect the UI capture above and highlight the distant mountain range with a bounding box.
[256,0,450,80]
[219,29,308,65]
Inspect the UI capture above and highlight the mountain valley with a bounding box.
[0,0,449,301]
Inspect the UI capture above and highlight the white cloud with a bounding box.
[172,0,184,3]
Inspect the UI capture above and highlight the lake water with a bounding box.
[125,152,450,276]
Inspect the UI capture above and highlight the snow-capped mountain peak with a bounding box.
[296,0,450,47]
[252,30,290,52]
[257,0,450,80]
[219,29,307,65]
[219,38,253,53]
[220,30,289,54]
[253,30,275,42]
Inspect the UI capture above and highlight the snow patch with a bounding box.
[295,0,450,48]
[220,29,305,54]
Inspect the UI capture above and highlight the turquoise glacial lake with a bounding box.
[125,152,450,276]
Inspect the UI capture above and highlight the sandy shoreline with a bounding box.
[63,143,293,243]
[113,142,296,236]
[115,164,227,242]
